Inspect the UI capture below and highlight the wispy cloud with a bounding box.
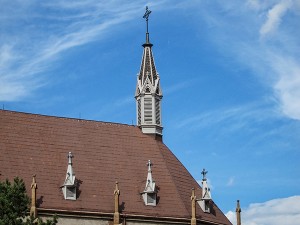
[191,0,300,120]
[175,101,277,132]
[0,1,147,101]
[164,79,196,95]
[226,196,300,225]
[260,0,292,38]
[226,177,235,187]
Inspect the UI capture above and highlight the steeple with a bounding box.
[135,6,163,137]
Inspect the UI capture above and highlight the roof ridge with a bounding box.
[0,109,135,128]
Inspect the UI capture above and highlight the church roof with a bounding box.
[0,109,231,225]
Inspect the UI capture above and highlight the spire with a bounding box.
[135,6,163,137]
[30,175,37,218]
[236,200,241,225]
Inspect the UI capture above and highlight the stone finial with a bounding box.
[114,181,120,225]
[30,175,37,218]
[236,200,241,225]
[147,160,152,172]
[191,188,197,225]
[68,151,73,165]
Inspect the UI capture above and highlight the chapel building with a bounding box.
[0,7,232,225]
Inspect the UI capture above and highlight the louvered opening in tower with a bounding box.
[144,97,152,124]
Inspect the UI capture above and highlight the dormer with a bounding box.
[198,168,212,213]
[62,152,77,200]
[141,160,157,206]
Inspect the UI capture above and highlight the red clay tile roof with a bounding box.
[0,110,231,225]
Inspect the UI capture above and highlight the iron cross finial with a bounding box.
[201,168,208,180]
[143,6,152,34]
[143,6,151,21]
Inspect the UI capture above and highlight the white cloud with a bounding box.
[194,1,300,121]
[0,1,146,101]
[226,196,300,225]
[260,0,292,38]
[272,55,300,120]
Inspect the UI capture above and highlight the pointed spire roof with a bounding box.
[137,6,159,86]
[64,152,75,186]
[145,160,156,192]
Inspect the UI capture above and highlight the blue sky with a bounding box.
[1,1,300,224]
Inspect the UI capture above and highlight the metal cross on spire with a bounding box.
[201,168,208,180]
[143,6,152,43]
[143,6,151,33]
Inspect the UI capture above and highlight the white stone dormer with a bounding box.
[198,168,212,213]
[62,152,77,200]
[135,6,163,137]
[141,160,157,206]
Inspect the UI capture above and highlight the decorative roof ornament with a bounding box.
[30,175,37,218]
[143,6,152,43]
[141,160,157,206]
[62,152,77,200]
[198,168,212,213]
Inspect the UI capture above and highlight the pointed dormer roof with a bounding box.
[145,160,156,192]
[64,152,75,186]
